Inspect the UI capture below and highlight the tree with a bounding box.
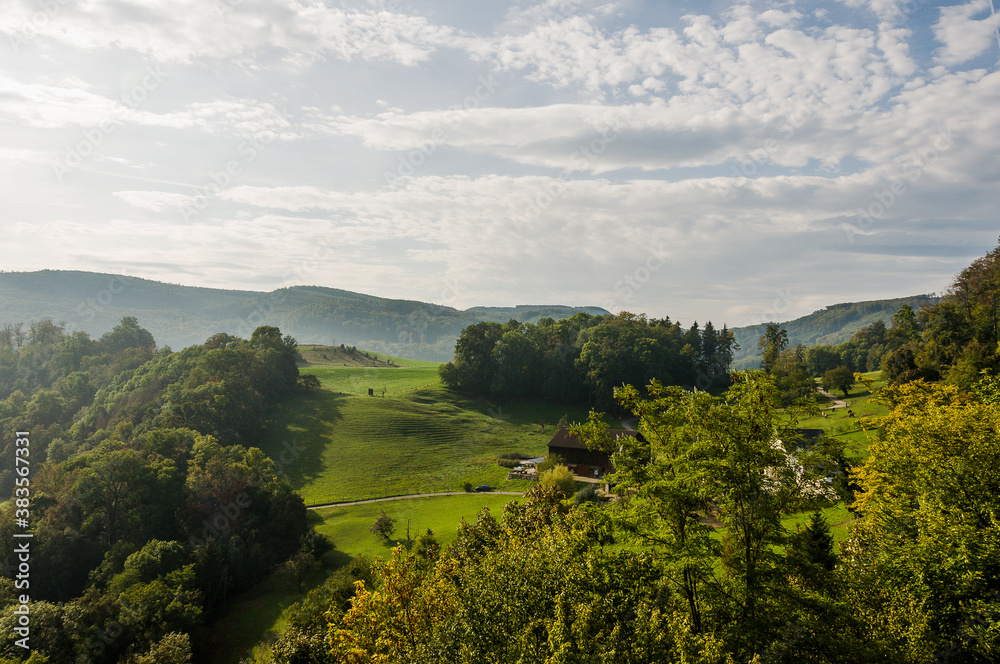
[285,551,320,594]
[854,372,875,393]
[575,371,838,652]
[535,452,565,475]
[805,345,842,376]
[414,529,440,561]
[298,374,321,392]
[370,510,396,541]
[822,366,855,397]
[758,323,788,374]
[101,315,155,352]
[784,511,837,592]
[124,632,192,664]
[538,464,576,498]
[844,380,1000,660]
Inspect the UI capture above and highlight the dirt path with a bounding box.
[817,386,848,409]
[308,491,524,510]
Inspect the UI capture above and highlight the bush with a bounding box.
[536,453,565,475]
[497,458,521,468]
[572,483,600,505]
[463,481,473,492]
[539,465,576,498]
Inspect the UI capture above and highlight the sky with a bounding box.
[1,0,998,328]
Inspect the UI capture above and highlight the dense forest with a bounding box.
[0,319,321,663]
[730,294,939,370]
[439,313,738,409]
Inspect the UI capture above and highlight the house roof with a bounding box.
[547,426,642,451]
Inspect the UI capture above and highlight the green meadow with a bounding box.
[260,360,595,505]
[199,493,522,664]
[309,493,521,560]
[798,371,887,462]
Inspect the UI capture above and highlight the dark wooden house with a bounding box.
[546,427,643,478]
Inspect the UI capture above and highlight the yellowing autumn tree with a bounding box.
[844,380,1000,662]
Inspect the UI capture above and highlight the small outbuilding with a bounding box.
[546,427,643,478]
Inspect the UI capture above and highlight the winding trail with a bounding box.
[308,491,524,510]
[817,386,848,409]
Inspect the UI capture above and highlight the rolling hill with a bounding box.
[0,270,609,361]
[729,294,940,370]
[0,270,938,366]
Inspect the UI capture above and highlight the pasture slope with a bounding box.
[260,346,595,505]
[209,355,888,664]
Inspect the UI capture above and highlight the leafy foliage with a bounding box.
[0,320,310,663]
[440,312,738,409]
[843,380,1000,661]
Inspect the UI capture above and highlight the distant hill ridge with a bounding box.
[0,270,611,361]
[729,294,940,370]
[0,270,936,364]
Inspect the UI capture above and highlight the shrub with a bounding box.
[572,483,600,505]
[539,465,576,498]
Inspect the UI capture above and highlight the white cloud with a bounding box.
[113,190,195,211]
[835,0,911,22]
[0,0,473,65]
[1,1,996,326]
[934,0,1000,66]
[0,69,293,138]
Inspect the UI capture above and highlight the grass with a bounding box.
[195,493,521,664]
[261,363,596,505]
[797,371,888,462]
[192,564,328,664]
[781,503,855,552]
[310,493,521,560]
[302,365,441,396]
[217,362,881,663]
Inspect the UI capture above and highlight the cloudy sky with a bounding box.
[2,0,998,326]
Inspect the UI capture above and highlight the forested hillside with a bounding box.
[731,294,940,369]
[6,241,1000,664]
[0,271,609,362]
[0,318,320,662]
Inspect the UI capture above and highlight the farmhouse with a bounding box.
[546,427,644,478]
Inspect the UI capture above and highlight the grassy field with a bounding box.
[310,493,521,560]
[261,361,596,505]
[781,503,855,552]
[197,493,522,664]
[797,371,888,462]
[193,564,328,664]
